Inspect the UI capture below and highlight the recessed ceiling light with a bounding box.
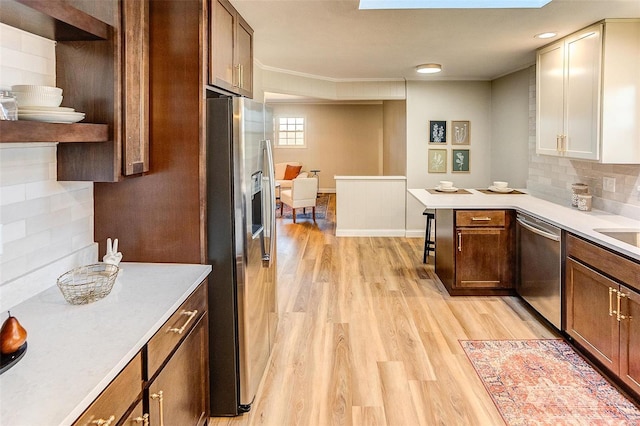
[535,32,557,39]
[416,64,442,74]
[359,0,552,9]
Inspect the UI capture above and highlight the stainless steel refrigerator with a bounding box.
[206,96,277,416]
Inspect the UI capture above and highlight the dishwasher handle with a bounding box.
[516,217,561,241]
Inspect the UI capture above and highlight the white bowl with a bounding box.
[13,92,63,107]
[11,85,63,96]
[493,181,508,188]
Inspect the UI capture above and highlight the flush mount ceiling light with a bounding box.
[535,31,558,39]
[416,64,442,74]
[359,0,552,9]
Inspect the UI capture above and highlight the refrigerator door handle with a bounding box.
[262,139,276,267]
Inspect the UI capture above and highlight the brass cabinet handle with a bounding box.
[457,232,462,252]
[617,291,628,321]
[609,287,615,316]
[556,135,561,152]
[131,414,149,426]
[239,65,244,89]
[169,310,198,334]
[471,217,491,221]
[91,416,115,426]
[150,391,164,426]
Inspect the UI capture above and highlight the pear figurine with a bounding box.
[0,311,27,354]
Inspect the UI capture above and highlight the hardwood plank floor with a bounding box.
[210,194,558,426]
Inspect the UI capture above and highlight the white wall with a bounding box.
[269,102,383,192]
[491,68,530,188]
[0,24,97,310]
[405,80,493,234]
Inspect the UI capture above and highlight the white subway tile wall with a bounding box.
[0,24,97,309]
[526,66,640,220]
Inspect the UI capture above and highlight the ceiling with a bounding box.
[231,0,640,83]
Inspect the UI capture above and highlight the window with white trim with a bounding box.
[277,117,305,147]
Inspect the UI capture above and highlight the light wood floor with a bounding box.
[211,194,558,426]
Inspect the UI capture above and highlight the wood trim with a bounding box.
[0,0,110,40]
[0,121,108,143]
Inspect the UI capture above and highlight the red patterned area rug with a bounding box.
[278,193,328,220]
[460,339,640,425]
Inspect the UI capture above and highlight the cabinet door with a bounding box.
[455,228,510,289]
[236,14,253,98]
[620,284,640,395]
[565,258,619,373]
[536,40,564,157]
[148,312,209,426]
[564,26,601,160]
[210,0,236,93]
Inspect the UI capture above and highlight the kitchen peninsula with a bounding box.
[409,188,640,261]
[409,188,640,399]
[0,263,211,426]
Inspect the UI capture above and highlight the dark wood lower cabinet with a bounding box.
[565,234,640,398]
[436,209,515,296]
[148,312,209,426]
[456,228,511,289]
[73,281,209,426]
[565,258,619,372]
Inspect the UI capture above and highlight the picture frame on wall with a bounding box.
[452,149,470,172]
[452,121,470,145]
[428,149,447,173]
[429,120,447,143]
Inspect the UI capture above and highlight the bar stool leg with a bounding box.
[423,212,435,264]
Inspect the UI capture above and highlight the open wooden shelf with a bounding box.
[0,0,110,41]
[0,120,108,143]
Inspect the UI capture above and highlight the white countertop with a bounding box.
[0,262,211,426]
[408,188,640,262]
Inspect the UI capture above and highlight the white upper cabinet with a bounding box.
[536,20,640,163]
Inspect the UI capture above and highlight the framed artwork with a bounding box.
[452,149,470,172]
[452,120,470,145]
[429,120,447,143]
[428,149,447,173]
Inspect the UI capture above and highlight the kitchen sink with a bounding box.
[593,228,640,248]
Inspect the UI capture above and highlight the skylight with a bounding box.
[359,0,552,9]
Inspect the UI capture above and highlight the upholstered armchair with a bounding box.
[280,177,319,223]
[274,162,308,190]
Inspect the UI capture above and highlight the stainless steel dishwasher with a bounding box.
[516,213,562,329]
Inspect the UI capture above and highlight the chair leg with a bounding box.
[280,202,283,216]
[292,208,296,223]
[312,206,316,223]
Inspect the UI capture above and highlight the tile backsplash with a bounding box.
[526,66,640,220]
[0,24,97,310]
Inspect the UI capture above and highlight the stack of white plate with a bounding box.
[11,85,85,124]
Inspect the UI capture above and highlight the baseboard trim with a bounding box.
[335,229,406,237]
[405,230,424,238]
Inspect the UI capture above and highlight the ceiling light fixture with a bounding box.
[416,64,442,74]
[535,31,557,39]
[359,0,552,10]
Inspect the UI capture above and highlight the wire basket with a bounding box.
[57,263,119,305]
